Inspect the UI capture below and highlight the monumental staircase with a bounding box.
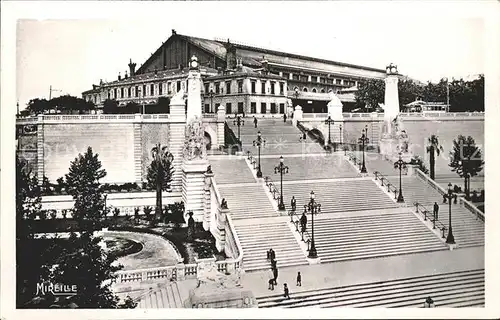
[256,269,484,308]
[217,184,278,220]
[307,211,447,264]
[234,221,309,272]
[208,158,255,185]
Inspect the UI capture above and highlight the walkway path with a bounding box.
[240,246,484,299]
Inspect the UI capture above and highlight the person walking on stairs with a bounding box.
[283,283,290,299]
[296,272,302,287]
[433,202,439,221]
[268,268,275,290]
[300,212,307,234]
[272,266,278,285]
[253,116,258,128]
[269,248,276,262]
[291,196,297,211]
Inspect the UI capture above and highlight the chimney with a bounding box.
[100,79,103,85]
[128,59,137,76]
[118,72,121,81]
[125,71,128,79]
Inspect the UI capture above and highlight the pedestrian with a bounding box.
[303,132,307,141]
[283,113,287,123]
[433,202,439,221]
[296,272,302,286]
[291,196,297,211]
[268,268,275,290]
[253,116,258,128]
[266,249,271,261]
[271,258,277,270]
[270,248,276,261]
[273,267,278,285]
[300,212,307,233]
[283,283,290,299]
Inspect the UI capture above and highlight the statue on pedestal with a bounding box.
[183,116,207,161]
[187,211,195,240]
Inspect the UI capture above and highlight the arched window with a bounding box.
[293,87,299,91]
[328,89,333,93]
[303,87,308,92]
[320,89,325,93]
[312,88,317,93]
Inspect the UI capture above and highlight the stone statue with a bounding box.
[183,116,207,161]
[171,89,185,105]
[187,211,195,240]
[196,261,244,290]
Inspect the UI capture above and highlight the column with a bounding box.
[169,91,186,192]
[202,172,214,231]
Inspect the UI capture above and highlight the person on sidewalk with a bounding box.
[296,272,302,287]
[283,113,287,123]
[273,266,279,285]
[291,196,297,211]
[253,116,258,128]
[271,258,277,270]
[268,268,275,290]
[433,202,439,221]
[283,283,290,299]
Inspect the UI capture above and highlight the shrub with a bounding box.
[113,207,120,218]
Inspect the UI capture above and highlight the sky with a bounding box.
[13,1,488,110]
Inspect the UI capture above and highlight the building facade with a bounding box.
[82,29,387,113]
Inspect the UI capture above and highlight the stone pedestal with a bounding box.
[184,286,256,308]
[182,159,209,223]
[292,105,303,126]
[202,172,214,231]
[379,136,399,160]
[327,94,344,122]
[214,207,228,252]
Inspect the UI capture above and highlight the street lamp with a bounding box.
[274,156,289,211]
[358,125,369,173]
[151,143,174,222]
[445,182,456,244]
[394,152,407,203]
[324,116,334,145]
[208,89,215,113]
[233,114,245,141]
[304,190,321,259]
[424,296,435,308]
[253,131,266,178]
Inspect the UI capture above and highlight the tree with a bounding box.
[26,98,51,115]
[147,144,174,223]
[50,95,95,114]
[449,135,484,199]
[102,99,119,114]
[64,146,107,233]
[354,79,384,110]
[398,79,423,109]
[49,232,123,308]
[426,135,444,180]
[410,156,429,175]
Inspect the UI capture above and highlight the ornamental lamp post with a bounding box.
[151,143,174,222]
[339,124,343,145]
[324,116,334,145]
[304,190,321,259]
[233,114,245,141]
[253,131,266,178]
[274,156,289,211]
[358,125,369,173]
[394,152,407,203]
[445,182,456,244]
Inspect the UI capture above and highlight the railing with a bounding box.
[288,210,313,253]
[460,197,485,222]
[264,177,281,204]
[373,171,399,200]
[414,202,448,239]
[224,121,242,154]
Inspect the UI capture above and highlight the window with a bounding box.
[128,87,131,97]
[270,82,275,95]
[167,82,171,94]
[134,86,138,97]
[303,88,308,92]
[300,75,308,82]
[226,82,231,94]
[270,103,277,114]
[251,102,256,113]
[205,84,209,94]
[204,104,210,113]
[279,103,285,114]
[159,83,163,95]
[293,74,299,81]
[321,89,326,93]
[238,81,243,93]
[327,78,334,85]
[226,103,232,114]
[312,88,317,93]
[279,83,284,95]
[336,79,342,85]
[215,103,220,111]
[215,82,220,94]
[238,102,244,114]
[251,81,256,93]
[114,88,117,98]
[261,82,266,94]
[143,85,147,96]
[177,81,181,92]
[150,84,154,95]
[260,102,266,114]
[107,91,110,99]
[282,72,289,79]
[120,87,124,98]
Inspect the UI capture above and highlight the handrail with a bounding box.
[373,171,399,200]
[414,202,448,239]
[460,197,485,222]
[415,168,484,222]
[221,213,244,268]
[288,210,313,251]
[264,176,281,202]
